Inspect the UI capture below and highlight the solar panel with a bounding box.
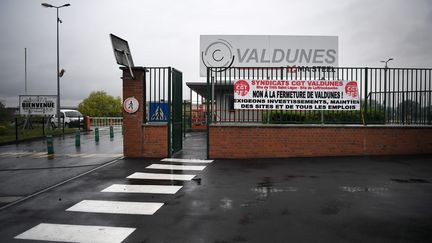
[110,34,134,67]
[110,34,137,80]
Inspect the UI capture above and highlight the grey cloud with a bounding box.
[1,0,432,107]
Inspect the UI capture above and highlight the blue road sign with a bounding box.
[149,102,168,122]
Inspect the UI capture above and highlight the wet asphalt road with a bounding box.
[0,127,123,208]
[0,132,432,242]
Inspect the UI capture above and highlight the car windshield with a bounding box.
[65,111,82,117]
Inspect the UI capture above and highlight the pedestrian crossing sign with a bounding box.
[149,102,168,122]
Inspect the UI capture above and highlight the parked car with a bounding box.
[51,109,83,128]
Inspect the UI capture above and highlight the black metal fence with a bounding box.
[144,67,183,154]
[204,66,432,125]
[0,115,84,144]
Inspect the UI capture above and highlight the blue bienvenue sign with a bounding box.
[149,102,169,122]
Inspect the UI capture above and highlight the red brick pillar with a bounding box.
[122,67,146,157]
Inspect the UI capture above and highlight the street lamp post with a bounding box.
[380,58,393,123]
[41,3,70,131]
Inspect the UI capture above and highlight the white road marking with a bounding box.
[65,154,82,158]
[102,184,182,194]
[14,223,135,243]
[30,152,48,158]
[161,158,213,164]
[0,152,33,158]
[147,164,206,171]
[81,154,96,158]
[66,200,163,215]
[127,172,196,181]
[0,196,23,203]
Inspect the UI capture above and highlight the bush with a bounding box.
[0,124,7,135]
[0,102,12,123]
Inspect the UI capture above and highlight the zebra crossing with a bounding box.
[14,157,214,242]
[146,163,207,171]
[66,200,164,215]
[101,184,183,194]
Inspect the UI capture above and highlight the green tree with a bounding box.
[78,91,122,117]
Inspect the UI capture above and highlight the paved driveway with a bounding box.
[0,153,431,243]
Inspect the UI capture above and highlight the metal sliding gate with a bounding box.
[145,67,183,156]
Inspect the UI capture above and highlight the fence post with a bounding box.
[42,116,45,136]
[206,67,211,159]
[15,117,18,141]
[167,67,172,157]
[364,68,368,125]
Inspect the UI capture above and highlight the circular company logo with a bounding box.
[234,80,250,96]
[123,97,139,114]
[201,39,235,71]
[345,81,358,98]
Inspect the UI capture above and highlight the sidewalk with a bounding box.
[0,127,123,208]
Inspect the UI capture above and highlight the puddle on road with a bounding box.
[284,174,318,181]
[320,199,352,215]
[252,177,298,201]
[390,178,430,183]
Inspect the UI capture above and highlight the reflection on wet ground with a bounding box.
[251,177,298,201]
[339,186,389,195]
[390,178,430,183]
[219,197,233,210]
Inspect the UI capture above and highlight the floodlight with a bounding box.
[41,3,54,8]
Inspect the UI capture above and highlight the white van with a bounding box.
[51,109,83,128]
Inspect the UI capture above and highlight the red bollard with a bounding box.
[85,116,91,131]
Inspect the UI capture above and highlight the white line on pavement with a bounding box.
[14,223,135,243]
[66,200,164,215]
[127,172,196,181]
[102,184,182,194]
[161,158,213,164]
[146,164,206,171]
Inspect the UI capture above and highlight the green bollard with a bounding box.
[95,127,99,142]
[75,129,80,147]
[110,125,114,139]
[47,135,54,154]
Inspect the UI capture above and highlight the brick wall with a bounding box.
[141,124,168,158]
[122,67,168,158]
[209,125,432,159]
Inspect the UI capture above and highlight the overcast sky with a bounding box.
[1,0,431,107]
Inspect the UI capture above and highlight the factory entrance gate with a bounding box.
[121,67,183,158]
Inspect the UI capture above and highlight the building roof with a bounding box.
[186,82,233,98]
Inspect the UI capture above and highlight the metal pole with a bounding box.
[384,66,387,123]
[15,118,18,141]
[364,68,368,125]
[25,48,27,95]
[56,7,61,134]
[167,67,172,157]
